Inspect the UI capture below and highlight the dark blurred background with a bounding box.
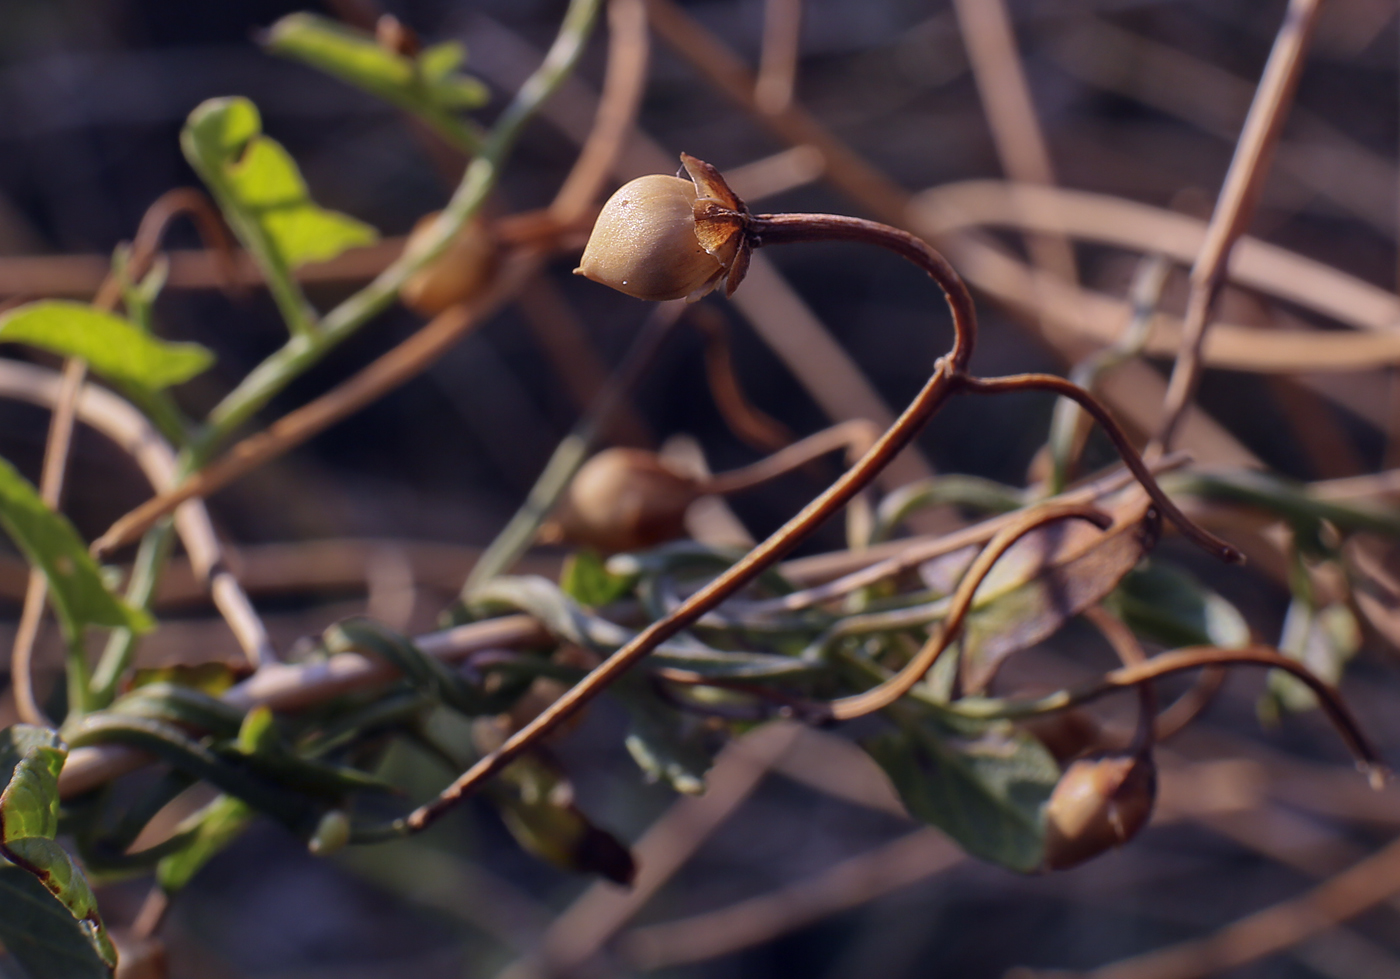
[1,1,1399,976]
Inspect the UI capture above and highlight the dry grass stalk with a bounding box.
[1153,0,1325,452]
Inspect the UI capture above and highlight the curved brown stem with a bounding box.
[399,217,979,832]
[827,502,1112,721]
[128,187,241,296]
[1058,647,1380,779]
[1153,664,1227,742]
[956,372,1242,564]
[701,418,879,495]
[690,303,793,453]
[1083,604,1156,755]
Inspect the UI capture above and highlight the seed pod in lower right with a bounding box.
[1042,752,1157,871]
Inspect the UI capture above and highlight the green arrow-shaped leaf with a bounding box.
[0,301,213,390]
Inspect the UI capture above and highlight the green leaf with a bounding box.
[0,727,64,789]
[324,619,486,716]
[0,727,117,974]
[155,794,253,894]
[0,457,152,638]
[183,97,377,275]
[263,16,488,126]
[1266,598,1361,716]
[864,708,1057,872]
[0,749,64,843]
[1107,561,1250,649]
[108,683,244,739]
[560,550,636,608]
[489,753,634,884]
[616,690,717,795]
[0,301,212,390]
[0,862,114,979]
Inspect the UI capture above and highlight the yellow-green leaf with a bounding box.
[0,301,213,390]
[263,15,488,117]
[183,97,377,273]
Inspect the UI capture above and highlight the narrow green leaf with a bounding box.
[324,619,486,716]
[155,795,253,894]
[0,458,152,637]
[864,709,1057,872]
[0,727,117,975]
[616,690,717,795]
[1107,561,1250,649]
[1266,599,1361,715]
[0,862,114,978]
[489,753,635,884]
[263,15,488,115]
[0,301,212,390]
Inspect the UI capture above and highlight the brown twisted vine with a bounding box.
[398,154,1243,833]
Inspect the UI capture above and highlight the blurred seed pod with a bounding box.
[575,174,725,301]
[550,447,701,553]
[307,808,352,855]
[1042,752,1156,871]
[1018,708,1103,766]
[400,211,499,316]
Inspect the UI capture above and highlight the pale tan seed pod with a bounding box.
[551,447,700,553]
[400,211,498,315]
[1042,753,1157,871]
[574,175,725,302]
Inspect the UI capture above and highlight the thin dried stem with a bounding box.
[646,0,911,225]
[958,372,1241,564]
[743,453,1189,615]
[92,252,542,556]
[702,418,877,495]
[619,829,961,971]
[690,303,792,452]
[755,0,802,115]
[977,647,1380,779]
[493,723,800,979]
[1152,0,1324,452]
[0,360,274,672]
[1154,666,1227,743]
[828,502,1111,721]
[550,0,649,224]
[1034,834,1400,979]
[950,0,1077,286]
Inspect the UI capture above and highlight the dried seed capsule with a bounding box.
[1042,753,1156,871]
[400,211,498,315]
[575,175,725,301]
[552,448,700,553]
